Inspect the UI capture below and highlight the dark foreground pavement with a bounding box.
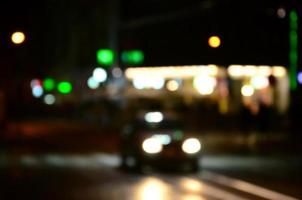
[0,153,301,200]
[0,120,301,199]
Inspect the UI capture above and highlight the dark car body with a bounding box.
[119,111,202,172]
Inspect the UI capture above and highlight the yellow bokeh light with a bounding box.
[11,31,25,44]
[208,36,221,48]
[241,85,254,97]
[228,65,243,78]
[272,66,286,77]
[166,80,179,91]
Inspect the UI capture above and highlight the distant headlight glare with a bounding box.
[182,138,201,154]
[142,138,163,154]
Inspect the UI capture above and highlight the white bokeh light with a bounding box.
[145,112,164,123]
[193,75,217,95]
[166,80,179,91]
[133,77,145,90]
[142,138,163,154]
[251,76,269,89]
[241,85,254,97]
[152,77,165,90]
[44,94,56,105]
[133,76,165,90]
[182,138,201,154]
[93,68,107,83]
[32,85,43,98]
[87,77,100,89]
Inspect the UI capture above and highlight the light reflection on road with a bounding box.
[135,177,171,200]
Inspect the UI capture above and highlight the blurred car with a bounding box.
[119,110,202,172]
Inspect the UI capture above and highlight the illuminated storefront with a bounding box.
[124,65,289,115]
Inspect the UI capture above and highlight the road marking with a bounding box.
[200,171,299,200]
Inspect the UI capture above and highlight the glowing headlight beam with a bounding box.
[142,138,163,154]
[182,138,201,154]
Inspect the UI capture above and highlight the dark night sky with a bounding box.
[0,0,300,76]
[120,0,299,66]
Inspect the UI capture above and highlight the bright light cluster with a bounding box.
[30,79,56,105]
[125,65,220,80]
[133,76,165,90]
[193,75,217,95]
[228,65,286,78]
[87,67,108,89]
[251,76,269,89]
[142,136,201,154]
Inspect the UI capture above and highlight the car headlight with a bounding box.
[142,138,163,154]
[182,138,201,154]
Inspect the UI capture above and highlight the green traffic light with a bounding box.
[57,81,72,94]
[97,49,114,66]
[43,78,55,91]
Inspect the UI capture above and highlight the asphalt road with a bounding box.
[0,153,300,200]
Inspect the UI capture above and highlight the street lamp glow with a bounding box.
[11,31,25,44]
[208,36,221,48]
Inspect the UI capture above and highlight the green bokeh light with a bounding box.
[43,78,55,91]
[97,49,114,66]
[57,81,72,94]
[122,50,144,65]
[289,10,298,91]
[173,130,183,141]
